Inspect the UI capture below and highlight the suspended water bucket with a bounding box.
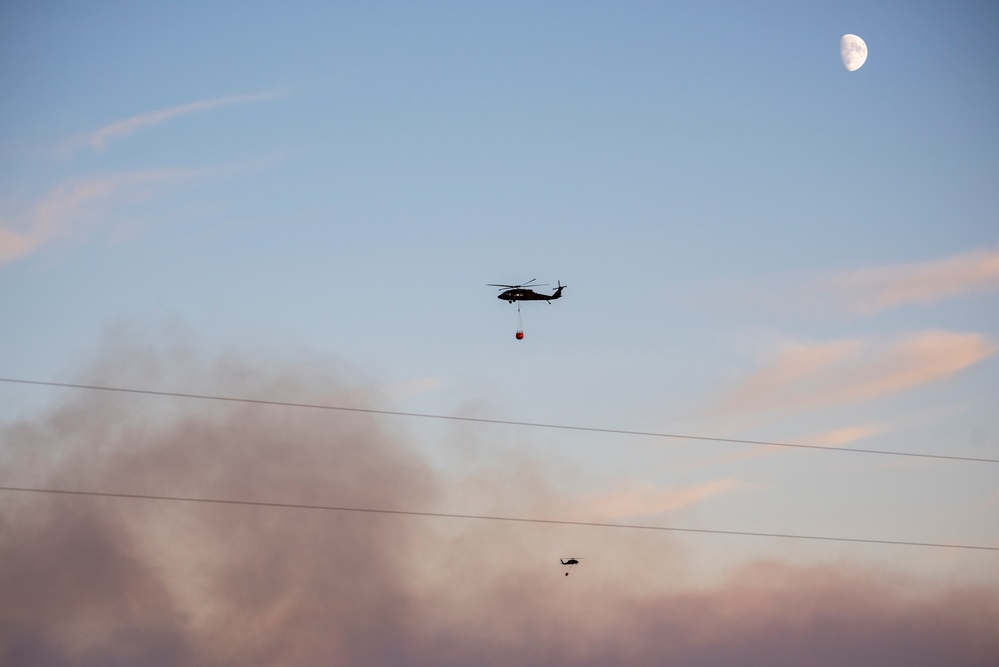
[516,330,524,340]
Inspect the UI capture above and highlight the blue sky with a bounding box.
[2,2,998,664]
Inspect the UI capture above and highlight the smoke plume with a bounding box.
[1,344,997,666]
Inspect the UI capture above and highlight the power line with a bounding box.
[1,485,996,552]
[2,377,997,464]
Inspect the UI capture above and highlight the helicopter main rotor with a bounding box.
[486,278,549,290]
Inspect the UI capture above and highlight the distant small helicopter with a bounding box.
[488,279,566,304]
[560,557,583,576]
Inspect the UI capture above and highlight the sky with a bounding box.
[1,1,998,664]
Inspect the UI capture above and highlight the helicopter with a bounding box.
[560,557,583,576]
[488,279,566,304]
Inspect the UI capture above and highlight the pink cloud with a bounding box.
[719,331,996,416]
[0,168,204,265]
[586,479,742,520]
[814,245,999,314]
[0,223,33,264]
[797,423,890,447]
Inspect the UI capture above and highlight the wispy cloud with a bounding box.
[586,479,742,521]
[808,245,999,315]
[0,224,34,265]
[671,423,889,472]
[717,331,996,416]
[75,91,284,153]
[0,168,202,265]
[798,423,889,447]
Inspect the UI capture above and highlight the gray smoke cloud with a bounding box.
[1,341,997,666]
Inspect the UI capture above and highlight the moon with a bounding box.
[840,34,868,72]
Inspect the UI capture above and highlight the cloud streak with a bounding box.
[0,169,203,265]
[798,423,889,447]
[585,479,742,520]
[718,331,996,416]
[1,343,997,666]
[809,245,999,315]
[78,92,284,152]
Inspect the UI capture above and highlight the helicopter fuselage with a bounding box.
[498,287,564,303]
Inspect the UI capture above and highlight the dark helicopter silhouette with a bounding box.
[489,279,566,304]
[560,557,583,576]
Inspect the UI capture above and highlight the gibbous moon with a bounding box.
[840,34,868,72]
